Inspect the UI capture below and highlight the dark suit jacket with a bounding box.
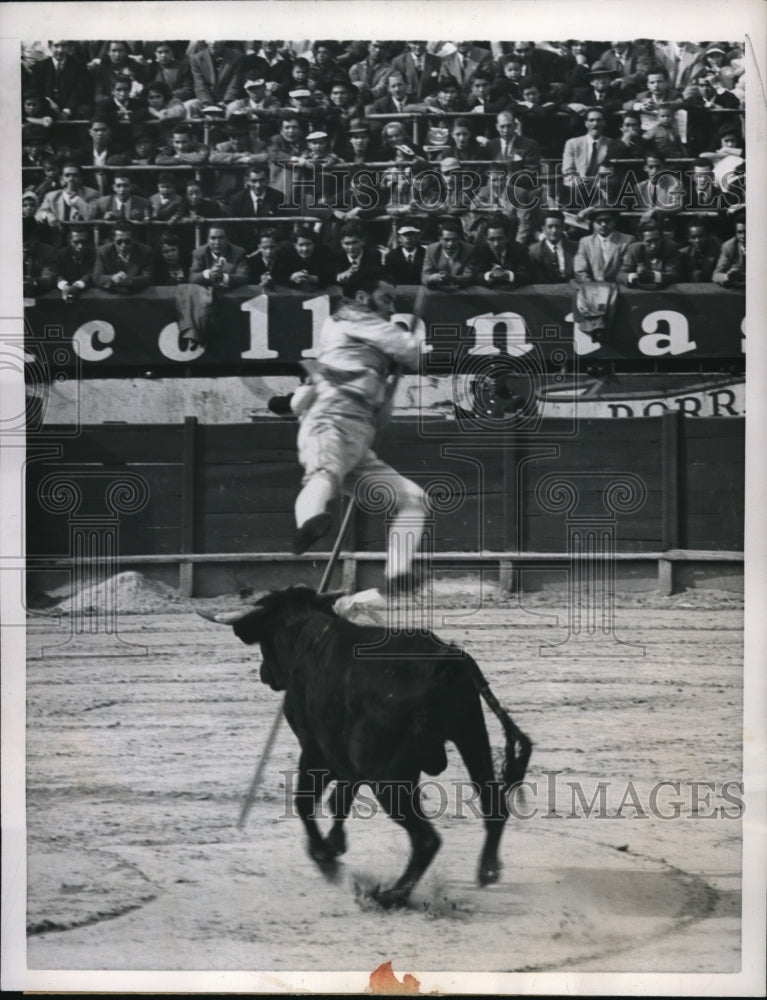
[618,238,681,287]
[483,135,541,171]
[93,241,154,292]
[190,45,245,104]
[247,249,277,284]
[190,242,250,289]
[528,238,578,283]
[384,245,426,285]
[390,51,442,99]
[55,244,97,286]
[439,47,494,92]
[30,56,93,116]
[328,246,382,284]
[92,194,150,221]
[678,240,721,282]
[227,186,284,218]
[469,241,532,287]
[421,240,475,287]
[146,59,195,102]
[367,94,423,116]
[271,245,334,289]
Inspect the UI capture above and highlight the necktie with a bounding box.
[504,140,512,157]
[63,199,71,222]
[586,140,599,176]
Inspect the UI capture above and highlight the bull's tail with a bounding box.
[470,666,532,792]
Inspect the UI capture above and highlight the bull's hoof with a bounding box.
[325,826,347,857]
[372,886,410,910]
[478,863,501,887]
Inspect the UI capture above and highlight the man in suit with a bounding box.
[390,41,441,101]
[469,218,532,288]
[190,40,245,109]
[271,225,334,290]
[482,111,541,172]
[366,71,425,115]
[632,153,684,215]
[529,209,578,283]
[92,171,150,222]
[92,221,154,294]
[678,219,721,282]
[190,223,250,290]
[267,114,306,195]
[78,118,130,194]
[228,164,284,218]
[329,222,382,285]
[155,123,210,166]
[712,212,745,289]
[349,41,393,104]
[30,40,93,118]
[146,42,195,106]
[22,221,57,298]
[421,219,475,290]
[574,206,634,282]
[439,42,494,96]
[88,40,147,101]
[384,223,426,285]
[562,109,616,182]
[591,41,653,96]
[55,224,97,300]
[509,42,566,96]
[36,163,99,227]
[247,228,280,287]
[619,218,681,288]
[209,121,270,203]
[625,66,685,114]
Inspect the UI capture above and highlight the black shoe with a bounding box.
[385,564,423,597]
[293,512,333,555]
[268,394,295,416]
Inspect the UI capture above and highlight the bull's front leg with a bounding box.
[373,777,441,908]
[295,753,339,877]
[325,779,354,858]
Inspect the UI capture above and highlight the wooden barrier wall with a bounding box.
[27,414,744,564]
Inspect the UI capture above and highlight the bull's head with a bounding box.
[197,586,345,690]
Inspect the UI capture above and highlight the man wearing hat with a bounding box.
[226,76,281,122]
[337,117,381,164]
[568,67,624,119]
[572,205,634,338]
[619,217,681,288]
[384,223,426,285]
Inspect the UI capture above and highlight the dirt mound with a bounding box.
[53,571,187,615]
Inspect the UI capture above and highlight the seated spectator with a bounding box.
[273,57,325,105]
[78,118,131,196]
[210,118,269,201]
[712,211,745,289]
[93,220,154,293]
[421,218,475,290]
[180,180,225,220]
[424,76,467,115]
[95,77,149,139]
[435,117,485,162]
[92,170,150,222]
[529,208,578,282]
[125,129,159,177]
[267,114,306,193]
[89,40,147,101]
[591,41,652,98]
[29,39,93,119]
[149,172,184,222]
[488,55,524,108]
[567,67,624,119]
[228,163,284,217]
[144,80,187,124]
[336,118,382,163]
[390,41,441,101]
[324,78,365,144]
[33,154,63,202]
[678,219,721,282]
[469,215,532,288]
[151,230,191,284]
[692,43,744,93]
[189,40,245,114]
[378,120,427,162]
[631,152,684,214]
[366,71,425,115]
[22,91,57,130]
[309,40,346,94]
[271,225,334,289]
[624,65,684,115]
[329,221,382,285]
[247,228,280,287]
[245,39,293,94]
[145,42,195,111]
[686,159,728,215]
[22,191,56,246]
[349,41,393,105]
[646,103,687,158]
[36,162,99,228]
[225,76,282,122]
[686,69,741,110]
[507,41,567,97]
[384,222,426,284]
[619,217,680,288]
[611,111,657,161]
[511,81,566,157]
[465,71,503,115]
[482,110,541,171]
[420,157,487,235]
[155,122,210,164]
[439,41,495,97]
[22,219,57,297]
[190,223,250,290]
[55,224,97,301]
[562,108,616,184]
[574,205,634,282]
[474,165,542,245]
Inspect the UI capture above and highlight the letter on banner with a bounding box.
[300,295,330,358]
[72,319,115,361]
[638,310,696,356]
[158,322,205,362]
[466,312,532,356]
[240,293,278,359]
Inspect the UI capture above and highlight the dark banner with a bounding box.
[24,284,745,376]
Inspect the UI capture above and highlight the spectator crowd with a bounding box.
[22,39,747,304]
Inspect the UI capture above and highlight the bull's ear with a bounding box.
[231,606,271,645]
[313,590,347,613]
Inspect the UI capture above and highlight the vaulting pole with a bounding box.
[236,495,356,830]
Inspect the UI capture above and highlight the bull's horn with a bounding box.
[195,607,259,625]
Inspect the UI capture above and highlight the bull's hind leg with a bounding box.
[325,780,354,857]
[373,778,441,908]
[451,704,509,887]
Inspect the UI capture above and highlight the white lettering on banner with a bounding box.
[638,310,697,356]
[466,313,532,356]
[240,293,278,359]
[72,319,115,361]
[564,312,601,356]
[300,295,330,358]
[158,322,205,362]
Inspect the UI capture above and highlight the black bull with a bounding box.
[201,586,532,908]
